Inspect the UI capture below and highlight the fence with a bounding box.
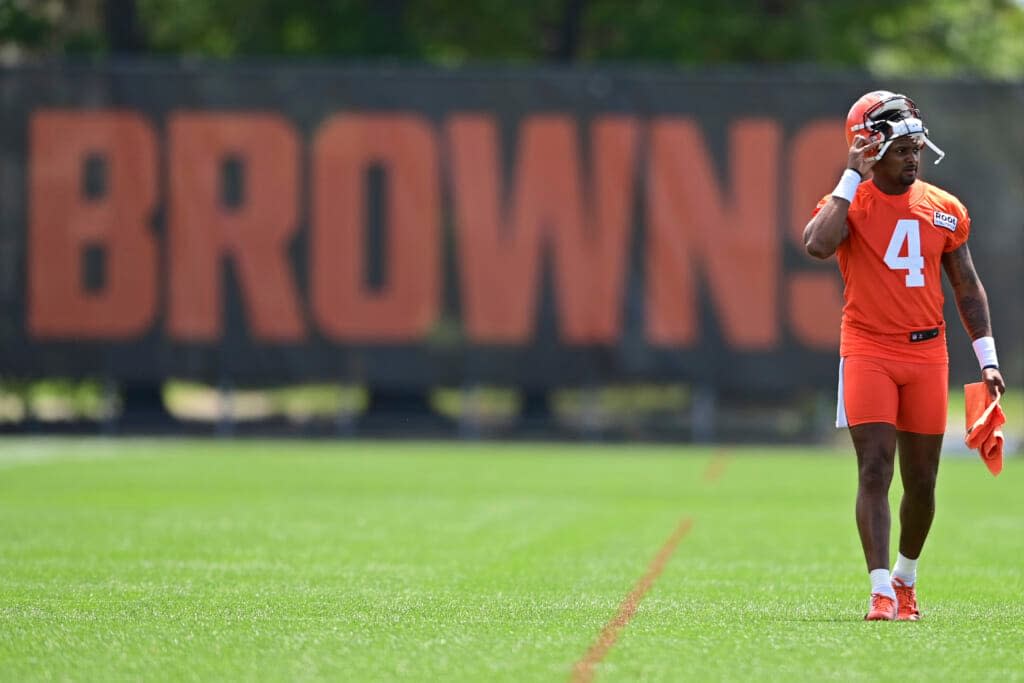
[2,64,1021,435]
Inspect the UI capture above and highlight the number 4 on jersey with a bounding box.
[883,219,925,287]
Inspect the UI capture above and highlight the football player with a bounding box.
[803,90,1006,621]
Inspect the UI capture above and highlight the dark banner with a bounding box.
[1,64,1021,391]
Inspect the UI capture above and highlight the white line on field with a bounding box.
[0,439,120,470]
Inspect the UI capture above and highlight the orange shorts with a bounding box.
[836,355,948,434]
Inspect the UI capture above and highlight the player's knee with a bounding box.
[857,454,894,490]
[902,474,937,501]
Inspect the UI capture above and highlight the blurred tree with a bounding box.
[554,0,587,61]
[0,0,53,55]
[869,0,1024,79]
[580,0,1024,77]
[1,0,109,57]
[105,0,145,53]
[4,0,1024,75]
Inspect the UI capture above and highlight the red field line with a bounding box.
[703,449,731,483]
[570,517,694,683]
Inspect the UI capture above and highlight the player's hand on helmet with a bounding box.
[847,135,878,178]
[982,366,1006,399]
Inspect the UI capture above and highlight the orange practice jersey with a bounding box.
[814,179,970,362]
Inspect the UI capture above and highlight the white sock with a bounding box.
[892,553,918,586]
[869,568,896,599]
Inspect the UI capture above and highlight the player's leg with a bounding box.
[889,430,942,621]
[890,361,948,621]
[850,422,899,620]
[841,356,900,619]
[850,422,898,573]
[894,361,948,559]
[895,431,943,562]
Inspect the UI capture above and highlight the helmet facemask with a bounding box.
[871,117,945,164]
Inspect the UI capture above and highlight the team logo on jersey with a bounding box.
[933,211,958,231]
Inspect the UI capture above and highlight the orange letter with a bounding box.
[28,110,157,339]
[646,119,780,350]
[448,114,638,344]
[311,114,439,342]
[168,113,304,342]
[787,120,843,349]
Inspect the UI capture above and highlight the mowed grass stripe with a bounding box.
[1,439,1021,681]
[594,449,1024,681]
[0,439,713,681]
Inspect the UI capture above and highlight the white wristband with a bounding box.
[831,169,862,203]
[972,336,999,370]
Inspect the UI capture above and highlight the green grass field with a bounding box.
[1,439,1022,682]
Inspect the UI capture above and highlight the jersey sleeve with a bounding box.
[942,199,971,253]
[811,191,863,234]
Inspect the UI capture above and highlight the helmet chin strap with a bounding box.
[922,136,946,164]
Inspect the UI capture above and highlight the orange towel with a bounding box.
[964,382,1006,476]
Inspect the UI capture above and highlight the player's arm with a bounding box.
[942,243,1006,397]
[803,197,850,259]
[803,136,878,259]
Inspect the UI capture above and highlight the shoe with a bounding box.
[865,593,897,621]
[892,577,920,621]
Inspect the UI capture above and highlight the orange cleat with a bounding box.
[865,593,897,621]
[892,577,920,621]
